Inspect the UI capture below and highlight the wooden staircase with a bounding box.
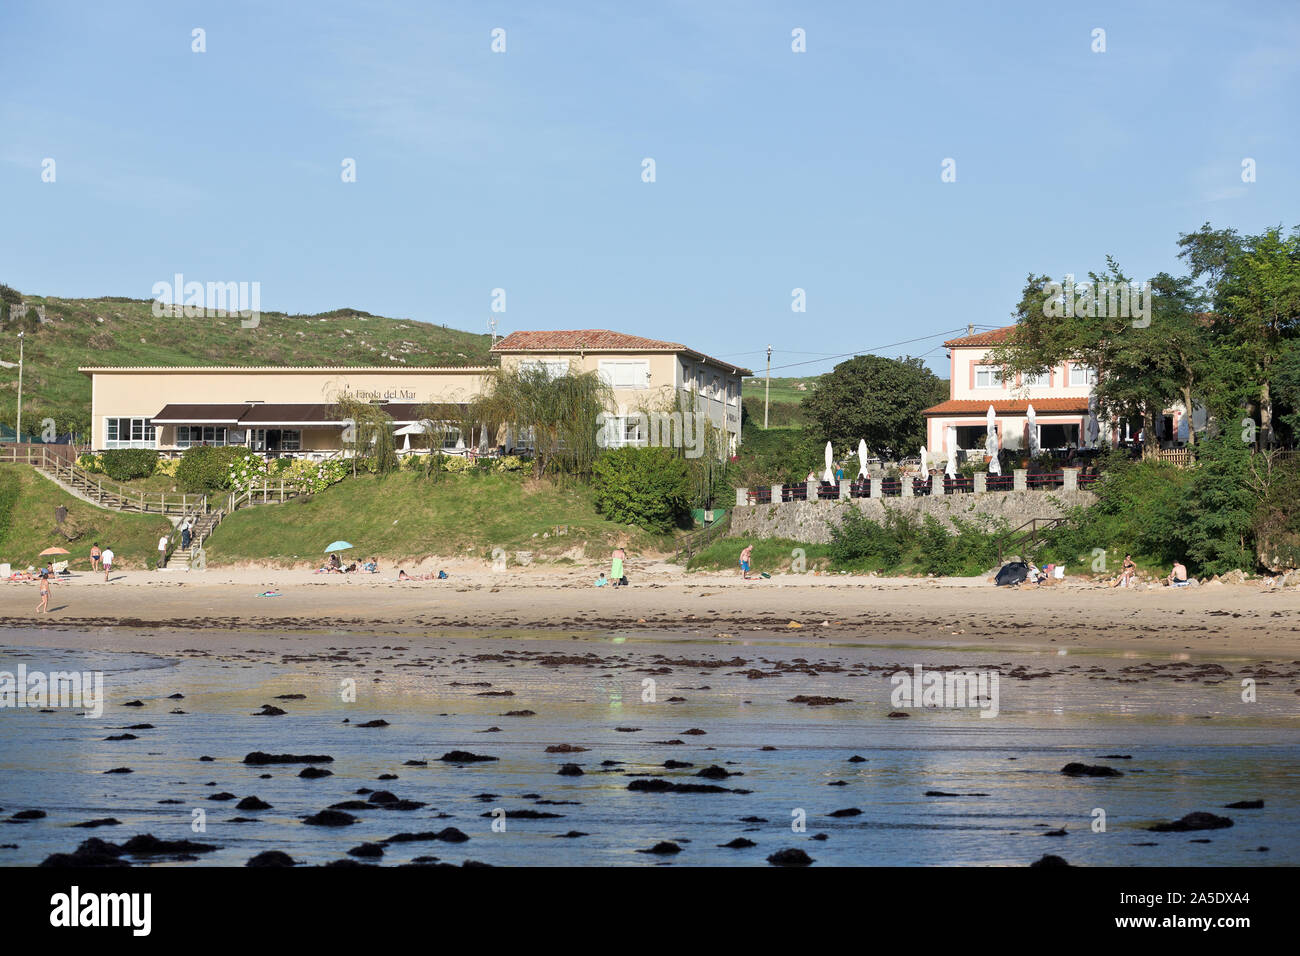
[997,517,1068,564]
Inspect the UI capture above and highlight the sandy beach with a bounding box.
[3,560,1299,658]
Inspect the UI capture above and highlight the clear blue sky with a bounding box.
[3,0,1296,376]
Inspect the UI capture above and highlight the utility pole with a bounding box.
[15,331,23,443]
[763,344,772,429]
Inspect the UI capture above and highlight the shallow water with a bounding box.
[0,630,1296,866]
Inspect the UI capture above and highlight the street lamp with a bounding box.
[15,331,23,444]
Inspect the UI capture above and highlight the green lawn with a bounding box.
[0,464,173,570]
[687,535,833,573]
[205,471,673,566]
[741,375,822,405]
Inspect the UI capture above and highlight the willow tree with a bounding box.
[408,399,473,480]
[471,365,611,479]
[332,393,399,475]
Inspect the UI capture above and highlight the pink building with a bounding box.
[922,326,1096,456]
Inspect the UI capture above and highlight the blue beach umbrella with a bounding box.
[324,540,353,554]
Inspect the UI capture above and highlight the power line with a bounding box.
[765,329,967,373]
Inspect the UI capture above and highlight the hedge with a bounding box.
[101,449,158,481]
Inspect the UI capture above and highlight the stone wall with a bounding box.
[729,489,1097,544]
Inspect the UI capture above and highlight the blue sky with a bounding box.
[2,0,1297,376]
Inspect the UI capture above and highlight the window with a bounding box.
[598,359,649,389]
[176,426,228,447]
[974,366,1003,388]
[105,417,155,449]
[1023,371,1049,388]
[711,374,721,399]
[1069,364,1098,387]
[600,415,646,448]
[726,379,738,406]
[519,359,570,378]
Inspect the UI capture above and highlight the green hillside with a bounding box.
[0,287,494,436]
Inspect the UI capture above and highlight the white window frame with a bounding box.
[1023,371,1049,388]
[598,359,650,389]
[519,359,570,378]
[1069,364,1098,387]
[974,366,1003,389]
[105,417,156,449]
[177,425,228,448]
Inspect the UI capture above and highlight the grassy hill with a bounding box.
[0,288,494,436]
[205,471,670,567]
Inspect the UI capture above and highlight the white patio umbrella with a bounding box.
[1086,396,1100,448]
[394,421,430,453]
[918,445,928,475]
[945,426,958,478]
[986,404,1001,475]
[857,439,869,479]
[823,441,834,482]
[1026,403,1039,456]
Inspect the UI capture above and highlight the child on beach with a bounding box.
[739,544,753,579]
[37,573,51,613]
[595,572,608,587]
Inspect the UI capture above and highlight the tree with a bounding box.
[470,365,611,479]
[592,446,691,532]
[332,393,399,475]
[802,354,945,459]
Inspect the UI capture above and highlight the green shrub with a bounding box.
[828,507,905,569]
[592,446,691,533]
[100,448,158,481]
[176,445,245,492]
[77,452,104,474]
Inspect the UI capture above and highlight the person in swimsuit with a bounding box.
[37,573,52,613]
[611,547,626,587]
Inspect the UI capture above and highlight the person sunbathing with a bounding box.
[1111,554,1137,588]
[1167,561,1189,587]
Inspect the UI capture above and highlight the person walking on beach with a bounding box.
[611,546,627,587]
[157,533,169,569]
[89,542,101,573]
[36,572,52,613]
[739,544,753,580]
[102,546,114,583]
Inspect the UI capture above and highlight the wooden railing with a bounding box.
[997,517,1068,564]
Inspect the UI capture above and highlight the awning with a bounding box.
[237,404,346,427]
[151,404,251,425]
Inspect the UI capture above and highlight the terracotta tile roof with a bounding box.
[490,329,752,376]
[922,398,1091,416]
[492,330,687,352]
[943,326,1017,348]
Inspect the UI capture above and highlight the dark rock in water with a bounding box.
[329,801,372,811]
[556,831,589,838]
[1096,754,1132,759]
[600,760,623,766]
[274,694,306,700]
[368,791,399,805]
[348,843,385,858]
[125,724,154,730]
[386,827,470,844]
[439,750,498,763]
[696,765,739,779]
[739,816,768,823]
[760,746,777,751]
[121,835,221,855]
[787,696,851,706]
[299,767,333,779]
[39,838,129,867]
[663,760,694,769]
[167,694,185,699]
[557,764,584,776]
[157,799,183,805]
[71,818,120,828]
[1061,762,1123,777]
[614,727,641,733]
[356,719,390,728]
[228,817,259,823]
[501,710,536,717]
[1190,838,1212,843]
[655,740,685,746]
[244,752,334,765]
[325,858,374,868]
[199,756,214,762]
[104,734,137,741]
[627,779,740,794]
[1224,800,1264,809]
[10,810,46,820]
[827,780,848,786]
[207,792,237,801]
[925,791,960,797]
[638,841,682,855]
[303,810,356,827]
[828,808,862,817]
[1030,854,1070,867]
[259,774,271,779]
[403,759,428,766]
[681,728,707,735]
[719,837,757,849]
[886,711,909,719]
[253,705,286,716]
[545,744,588,753]
[377,773,398,781]
[122,700,145,707]
[1043,828,1068,837]
[1148,812,1233,832]
[235,796,272,811]
[811,833,829,841]
[104,768,132,774]
[170,710,186,715]
[767,848,813,867]
[436,827,469,843]
[848,755,867,763]
[246,850,295,867]
[480,809,562,819]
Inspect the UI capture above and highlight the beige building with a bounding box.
[81,329,750,457]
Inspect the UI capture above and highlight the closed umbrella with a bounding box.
[823,441,834,482]
[1086,396,1100,448]
[918,445,928,475]
[945,426,957,478]
[1026,403,1039,456]
[857,439,869,479]
[986,404,1001,475]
